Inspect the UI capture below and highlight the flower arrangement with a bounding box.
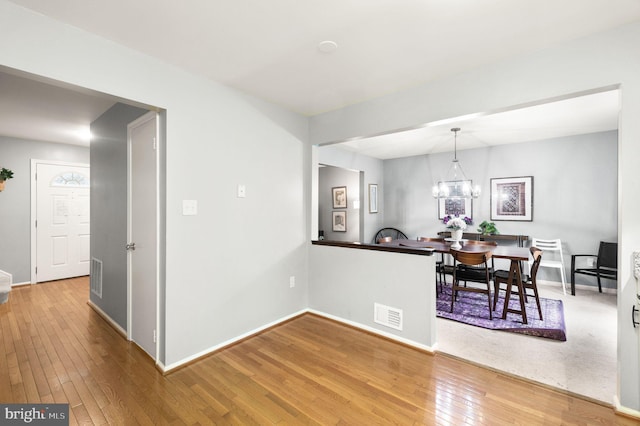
[443,215,472,230]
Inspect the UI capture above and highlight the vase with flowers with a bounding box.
[443,215,472,248]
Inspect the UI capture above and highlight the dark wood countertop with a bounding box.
[311,240,435,256]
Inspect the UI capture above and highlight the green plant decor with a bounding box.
[477,220,499,235]
[0,168,14,181]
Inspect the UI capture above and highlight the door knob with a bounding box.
[125,242,136,251]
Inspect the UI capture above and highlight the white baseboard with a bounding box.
[614,395,640,420]
[87,300,127,338]
[537,279,617,294]
[307,309,436,354]
[11,281,32,287]
[160,308,436,374]
[161,309,308,373]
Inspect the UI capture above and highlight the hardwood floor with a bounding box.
[0,277,636,425]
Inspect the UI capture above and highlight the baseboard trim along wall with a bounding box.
[87,300,127,338]
[161,309,309,373]
[307,309,437,354]
[160,307,436,374]
[614,395,640,420]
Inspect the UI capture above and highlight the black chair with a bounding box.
[571,241,617,295]
[450,249,494,320]
[373,227,408,244]
[494,247,543,320]
[418,237,446,293]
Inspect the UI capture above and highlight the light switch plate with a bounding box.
[182,200,198,216]
[237,184,246,198]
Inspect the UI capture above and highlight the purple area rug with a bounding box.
[436,284,567,341]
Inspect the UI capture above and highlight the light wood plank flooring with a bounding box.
[0,277,636,425]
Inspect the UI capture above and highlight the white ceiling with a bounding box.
[0,71,115,146]
[1,0,636,152]
[336,89,620,159]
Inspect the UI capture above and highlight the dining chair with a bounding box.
[457,240,497,281]
[418,237,446,292]
[530,237,567,295]
[450,249,493,320]
[372,228,408,244]
[571,241,617,295]
[494,247,543,320]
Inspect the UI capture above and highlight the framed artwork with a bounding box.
[332,186,347,209]
[437,180,473,220]
[332,211,346,232]
[369,184,378,213]
[490,176,533,221]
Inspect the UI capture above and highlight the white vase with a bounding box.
[451,229,463,241]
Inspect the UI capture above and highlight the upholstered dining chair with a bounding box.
[494,247,544,321]
[418,237,446,293]
[450,249,494,320]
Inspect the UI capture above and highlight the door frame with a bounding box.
[30,159,90,285]
[126,111,161,362]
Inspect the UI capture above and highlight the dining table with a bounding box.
[381,238,532,324]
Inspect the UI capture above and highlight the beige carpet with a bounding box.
[436,280,617,404]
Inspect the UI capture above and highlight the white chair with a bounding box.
[530,238,566,295]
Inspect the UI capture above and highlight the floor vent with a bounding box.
[374,303,403,331]
[90,258,103,298]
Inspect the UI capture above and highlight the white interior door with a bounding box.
[35,163,90,283]
[128,112,158,359]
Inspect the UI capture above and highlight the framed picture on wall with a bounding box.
[332,211,346,232]
[437,180,473,220]
[332,186,347,209]
[490,176,534,221]
[369,184,378,213]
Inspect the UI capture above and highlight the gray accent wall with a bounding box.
[318,165,360,242]
[90,103,148,330]
[0,136,89,283]
[380,131,618,288]
[318,145,385,242]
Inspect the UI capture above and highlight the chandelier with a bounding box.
[432,128,480,199]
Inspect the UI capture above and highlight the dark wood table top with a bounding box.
[386,239,530,261]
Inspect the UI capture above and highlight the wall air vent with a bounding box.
[374,303,403,331]
[90,258,103,298]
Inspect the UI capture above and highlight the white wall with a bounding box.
[309,244,436,350]
[0,1,309,367]
[310,22,640,411]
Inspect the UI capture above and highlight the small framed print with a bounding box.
[332,186,347,209]
[437,180,473,220]
[369,184,378,213]
[490,176,533,221]
[332,211,346,232]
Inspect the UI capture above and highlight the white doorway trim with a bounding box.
[30,159,90,285]
[126,111,160,362]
